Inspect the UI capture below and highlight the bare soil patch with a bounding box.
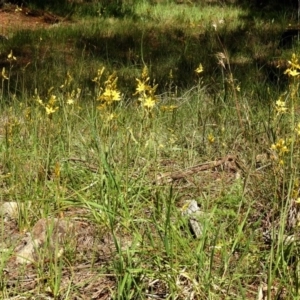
[0,4,65,37]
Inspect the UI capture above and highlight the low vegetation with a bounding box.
[1,0,300,299]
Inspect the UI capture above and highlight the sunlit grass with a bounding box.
[0,51,299,297]
[136,1,244,29]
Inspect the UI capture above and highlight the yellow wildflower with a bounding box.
[141,95,156,110]
[35,93,59,116]
[99,88,121,103]
[66,90,75,105]
[67,98,74,105]
[36,96,43,105]
[288,53,300,69]
[135,78,151,94]
[195,63,204,74]
[1,67,8,80]
[284,53,300,77]
[134,66,159,113]
[208,133,215,144]
[285,68,300,77]
[271,138,289,156]
[275,98,287,115]
[45,105,58,115]
[95,71,121,107]
[7,50,16,61]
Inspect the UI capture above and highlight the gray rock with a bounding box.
[181,200,204,238]
[0,202,19,220]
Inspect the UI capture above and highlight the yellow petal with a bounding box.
[195,63,204,73]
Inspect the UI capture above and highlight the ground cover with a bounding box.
[0,1,300,299]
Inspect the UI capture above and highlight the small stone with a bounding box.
[15,235,39,265]
[0,202,19,220]
[181,200,204,238]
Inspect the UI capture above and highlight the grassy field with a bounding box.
[1,0,300,299]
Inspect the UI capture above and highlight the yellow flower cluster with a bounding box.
[65,88,81,105]
[60,71,73,89]
[284,53,300,77]
[134,66,158,113]
[271,138,289,165]
[1,50,17,80]
[59,71,81,106]
[93,67,121,110]
[275,97,287,115]
[35,90,59,116]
